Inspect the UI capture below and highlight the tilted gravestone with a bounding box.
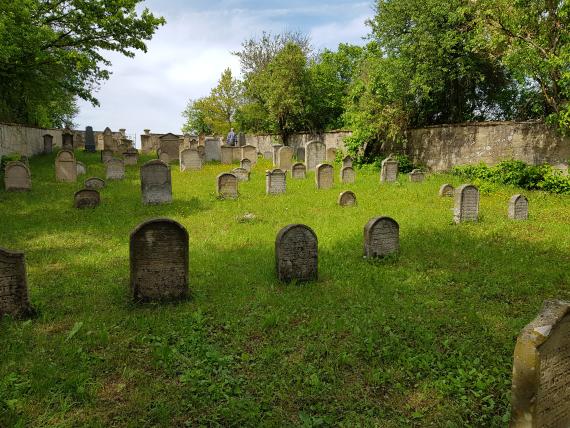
[439,183,454,197]
[84,126,96,152]
[141,160,172,205]
[277,146,294,170]
[241,145,257,164]
[266,169,287,194]
[180,149,202,171]
[340,166,356,184]
[217,173,238,198]
[84,177,105,190]
[158,133,181,163]
[0,247,33,318]
[220,145,234,164]
[364,216,399,258]
[291,162,306,179]
[338,191,357,206]
[315,163,334,189]
[4,161,31,191]
[275,224,318,283]
[74,188,100,209]
[511,300,570,427]
[305,141,326,171]
[509,194,529,220]
[130,218,189,302]
[272,144,283,166]
[55,149,77,182]
[76,161,86,176]
[204,138,221,162]
[380,156,399,182]
[106,158,125,180]
[123,147,139,166]
[342,155,353,168]
[103,127,115,152]
[43,134,53,154]
[454,184,479,223]
[240,158,252,172]
[409,169,425,182]
[326,147,337,162]
[231,167,250,182]
[62,130,74,150]
[101,149,113,163]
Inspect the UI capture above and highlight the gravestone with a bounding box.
[62,130,74,150]
[220,145,234,164]
[76,161,86,176]
[272,144,283,166]
[158,151,170,164]
[84,177,105,190]
[409,169,425,182]
[141,160,172,205]
[241,145,257,164]
[453,184,479,223]
[204,138,221,162]
[84,126,96,152]
[342,155,353,168]
[511,299,570,428]
[278,146,294,170]
[275,224,318,283]
[232,146,242,162]
[240,158,252,172]
[4,161,31,191]
[106,158,125,180]
[263,151,272,160]
[196,145,205,161]
[380,156,399,182]
[0,247,33,318]
[189,139,199,149]
[130,218,189,302]
[101,149,113,163]
[231,167,250,182]
[159,133,181,163]
[43,134,53,154]
[439,184,454,197]
[305,141,326,171]
[291,163,306,179]
[55,150,77,182]
[103,127,115,151]
[74,189,100,208]
[509,194,529,220]
[238,132,246,146]
[340,166,356,184]
[315,163,334,189]
[326,147,337,162]
[180,149,202,171]
[296,147,305,161]
[266,169,287,194]
[123,148,139,166]
[338,191,357,206]
[364,216,400,258]
[217,173,238,198]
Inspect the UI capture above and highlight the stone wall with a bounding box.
[0,122,64,157]
[245,130,352,155]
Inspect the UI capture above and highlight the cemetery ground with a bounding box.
[1,152,569,427]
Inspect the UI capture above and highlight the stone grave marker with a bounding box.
[275,224,318,283]
[240,158,252,172]
[238,132,246,146]
[380,156,399,182]
[84,177,105,190]
[123,148,139,166]
[409,169,425,182]
[180,149,202,171]
[509,194,529,220]
[43,134,53,154]
[84,126,96,152]
[130,218,189,302]
[364,216,400,258]
[101,149,113,163]
[232,146,242,162]
[103,127,115,151]
[106,158,125,180]
[340,166,356,184]
[4,161,31,191]
[278,146,294,170]
[141,160,172,205]
[263,151,272,160]
[76,161,86,176]
[454,184,479,223]
[326,147,337,162]
[205,138,221,162]
[305,141,326,171]
[74,189,100,209]
[338,191,357,206]
[272,144,283,166]
[62,130,74,150]
[342,155,353,168]
[315,163,334,189]
[158,151,170,164]
[242,145,257,164]
[511,299,570,427]
[439,184,454,197]
[217,173,238,198]
[231,167,250,182]
[220,145,233,164]
[55,149,77,182]
[0,247,33,318]
[291,163,306,179]
[196,145,205,161]
[159,133,181,163]
[266,169,287,194]
[296,147,305,161]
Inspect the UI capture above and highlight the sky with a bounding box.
[74,0,373,138]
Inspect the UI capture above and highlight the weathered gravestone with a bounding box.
[231,167,250,182]
[141,160,172,205]
[180,149,202,171]
[342,155,353,168]
[291,162,306,179]
[340,166,356,184]
[237,132,246,146]
[74,189,100,209]
[232,146,242,162]
[123,148,139,166]
[363,216,400,258]
[305,141,326,171]
[43,134,53,154]
[159,133,181,163]
[103,127,115,151]
[76,161,86,176]
[240,158,252,172]
[106,158,125,180]
[315,164,334,189]
[55,150,77,182]
[409,169,425,182]
[511,299,570,428]
[326,147,337,162]
[101,149,113,163]
[439,183,454,197]
[4,161,31,191]
[130,218,189,302]
[380,156,399,182]
[338,191,357,206]
[84,126,96,152]
[220,145,234,164]
[453,184,479,224]
[84,177,105,190]
[296,147,305,162]
[272,144,283,166]
[0,247,33,318]
[509,194,529,220]
[242,145,257,164]
[158,151,170,164]
[277,146,294,170]
[275,224,318,283]
[217,173,238,198]
[266,169,286,194]
[204,138,221,162]
[263,151,272,160]
[62,130,74,150]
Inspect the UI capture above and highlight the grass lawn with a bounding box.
[1,151,569,427]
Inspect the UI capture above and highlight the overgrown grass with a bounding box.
[1,151,569,427]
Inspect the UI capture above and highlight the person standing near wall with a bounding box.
[226,128,236,146]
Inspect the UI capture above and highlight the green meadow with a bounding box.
[1,151,569,427]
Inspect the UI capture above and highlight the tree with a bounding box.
[181,99,212,135]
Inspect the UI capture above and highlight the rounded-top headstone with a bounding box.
[74,188,100,209]
[275,224,318,283]
[340,166,356,184]
[409,169,425,182]
[315,163,334,189]
[380,155,399,182]
[338,191,357,206]
[291,162,306,179]
[217,172,238,198]
[240,158,252,172]
[454,184,479,223]
[85,177,105,190]
[363,216,400,258]
[55,149,77,182]
[508,194,529,220]
[141,160,172,205]
[4,161,31,191]
[439,183,454,197]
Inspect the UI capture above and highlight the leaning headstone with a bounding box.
[340,166,356,184]
[231,167,250,182]
[84,126,96,152]
[103,127,115,151]
[43,134,53,154]
[275,224,318,283]
[315,163,334,189]
[305,141,326,171]
[74,189,100,209]
[508,194,529,220]
[380,156,399,182]
[453,184,479,224]
[158,133,181,163]
[55,149,77,182]
[266,169,287,195]
[106,158,125,180]
[204,138,221,162]
[62,130,74,150]
[76,161,86,176]
[101,149,113,163]
[123,147,139,166]
[0,247,33,318]
[338,191,357,206]
[240,158,252,172]
[291,163,306,179]
[180,149,202,171]
[4,161,31,191]
[342,155,353,168]
[511,299,570,428]
[363,216,400,258]
[220,145,234,164]
[409,169,425,182]
[217,173,238,198]
[141,160,172,205]
[439,184,454,197]
[241,145,257,164]
[278,146,294,170]
[272,144,283,166]
[84,177,105,190]
[326,147,337,162]
[130,218,189,302]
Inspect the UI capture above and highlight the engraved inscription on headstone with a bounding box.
[342,155,353,168]
[4,161,31,191]
[439,184,454,197]
[315,163,334,189]
[204,138,221,162]
[266,169,287,194]
[240,158,252,172]
[241,145,257,164]
[84,177,105,190]
[508,194,529,220]
[0,247,33,318]
[74,189,100,209]
[340,166,356,184]
[305,141,326,171]
[409,169,425,182]
[277,146,294,170]
[55,149,77,182]
[84,126,96,152]
[291,163,306,179]
[453,184,479,223]
[326,147,337,162]
[231,167,250,182]
[217,173,238,198]
[141,160,172,205]
[338,191,357,206]
[363,216,399,258]
[275,224,318,283]
[106,158,125,180]
[220,145,234,164]
[43,134,53,154]
[380,156,399,182]
[180,149,202,171]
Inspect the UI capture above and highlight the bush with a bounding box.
[0,153,22,174]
